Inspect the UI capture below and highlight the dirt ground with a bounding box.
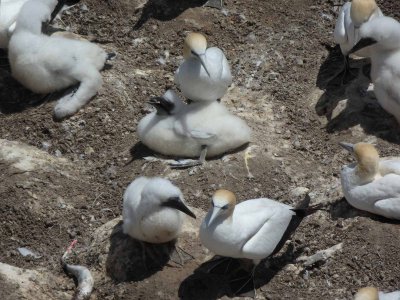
[0,0,400,299]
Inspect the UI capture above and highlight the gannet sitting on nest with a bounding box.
[199,189,320,295]
[8,0,114,120]
[137,89,251,168]
[340,142,400,220]
[123,176,196,243]
[175,32,232,102]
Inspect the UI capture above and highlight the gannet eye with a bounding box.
[221,204,229,210]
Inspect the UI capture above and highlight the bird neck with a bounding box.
[355,163,379,184]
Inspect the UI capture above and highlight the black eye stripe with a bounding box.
[211,201,215,207]
[221,205,228,210]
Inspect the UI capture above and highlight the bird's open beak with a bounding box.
[50,0,66,23]
[349,37,378,54]
[162,197,196,219]
[339,142,355,153]
[197,53,211,77]
[206,207,221,227]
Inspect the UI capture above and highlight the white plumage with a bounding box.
[122,177,196,244]
[175,32,232,102]
[137,90,251,165]
[354,287,400,300]
[340,142,400,220]
[350,16,400,124]
[0,0,29,48]
[8,0,109,119]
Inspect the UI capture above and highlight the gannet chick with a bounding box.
[123,177,196,244]
[333,0,382,83]
[349,16,400,124]
[199,190,318,294]
[340,142,400,220]
[355,287,400,300]
[0,0,79,49]
[137,90,251,168]
[8,0,112,120]
[174,32,232,102]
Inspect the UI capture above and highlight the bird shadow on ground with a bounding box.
[105,221,182,282]
[330,198,400,225]
[178,244,304,299]
[314,44,400,144]
[133,0,208,30]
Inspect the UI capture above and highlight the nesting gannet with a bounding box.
[333,0,382,83]
[0,0,79,48]
[349,16,400,124]
[340,142,400,220]
[199,190,318,294]
[354,287,400,300]
[123,177,196,244]
[137,90,251,168]
[8,0,113,120]
[174,32,232,102]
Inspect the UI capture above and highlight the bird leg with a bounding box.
[203,0,224,9]
[170,145,207,169]
[169,246,194,267]
[202,256,235,274]
[229,264,257,297]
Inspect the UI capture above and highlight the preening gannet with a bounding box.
[137,90,251,168]
[340,142,400,220]
[350,16,400,124]
[8,0,113,120]
[354,287,400,300]
[123,177,196,244]
[199,190,318,294]
[175,32,232,102]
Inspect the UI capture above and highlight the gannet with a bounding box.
[199,189,318,294]
[0,0,79,49]
[8,0,113,120]
[354,287,400,300]
[174,32,232,102]
[333,0,382,83]
[122,176,196,243]
[137,90,251,168]
[340,142,400,220]
[349,16,400,124]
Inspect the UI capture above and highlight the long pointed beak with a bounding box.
[339,142,355,153]
[206,207,220,227]
[198,54,211,77]
[162,197,196,219]
[50,0,66,23]
[349,37,378,54]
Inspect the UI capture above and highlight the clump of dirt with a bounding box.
[0,0,400,299]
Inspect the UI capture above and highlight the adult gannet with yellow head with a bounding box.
[174,32,232,102]
[340,142,400,220]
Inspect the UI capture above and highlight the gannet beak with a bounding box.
[206,207,221,226]
[339,142,355,153]
[349,37,378,54]
[162,197,196,219]
[197,53,211,77]
[50,0,66,23]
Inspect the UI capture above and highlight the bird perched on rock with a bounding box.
[137,89,251,168]
[175,32,232,102]
[123,177,196,244]
[354,287,400,300]
[8,0,114,120]
[333,0,383,83]
[349,16,400,124]
[340,142,400,220]
[199,189,319,295]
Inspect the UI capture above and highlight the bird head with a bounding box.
[350,0,378,28]
[50,0,81,23]
[143,178,196,219]
[183,32,211,77]
[205,189,236,226]
[340,142,380,182]
[354,287,379,300]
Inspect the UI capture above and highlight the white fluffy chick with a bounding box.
[123,177,196,244]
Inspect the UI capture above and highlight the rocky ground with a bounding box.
[0,0,400,299]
